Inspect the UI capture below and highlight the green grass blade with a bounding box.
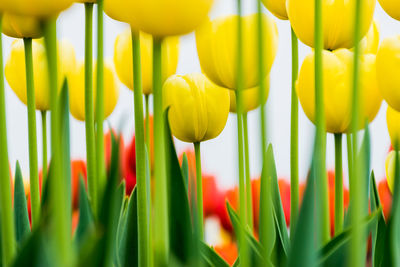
[14,162,31,245]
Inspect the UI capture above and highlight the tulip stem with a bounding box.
[131,30,150,267]
[84,3,97,215]
[0,15,16,266]
[346,134,353,182]
[314,0,330,245]
[153,38,169,265]
[41,111,48,187]
[290,27,299,233]
[43,18,70,265]
[145,95,151,163]
[24,38,40,228]
[95,0,106,199]
[334,133,343,235]
[349,0,366,265]
[194,142,204,239]
[243,113,253,230]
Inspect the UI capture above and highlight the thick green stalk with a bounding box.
[84,3,97,213]
[0,15,16,266]
[24,38,40,228]
[290,27,299,233]
[314,0,330,244]
[95,0,106,198]
[41,111,48,186]
[145,95,151,164]
[153,38,169,265]
[346,133,353,182]
[349,0,366,265]
[243,113,253,230]
[43,18,70,266]
[131,30,150,267]
[194,142,204,239]
[334,133,343,235]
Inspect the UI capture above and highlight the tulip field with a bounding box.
[1,0,400,266]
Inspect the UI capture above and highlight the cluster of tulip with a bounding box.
[1,0,400,266]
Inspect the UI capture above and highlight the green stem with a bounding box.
[334,133,343,235]
[131,30,150,267]
[346,133,353,182]
[41,111,47,187]
[0,15,16,266]
[314,0,330,244]
[349,0,366,265]
[43,18,70,266]
[95,0,106,200]
[290,27,299,233]
[84,3,97,214]
[194,142,204,239]
[145,95,151,165]
[153,38,169,265]
[24,38,40,228]
[243,113,253,230]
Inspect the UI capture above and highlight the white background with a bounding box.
[3,1,399,190]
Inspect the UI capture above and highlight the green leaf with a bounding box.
[75,176,94,246]
[288,165,316,267]
[165,115,194,263]
[14,161,31,245]
[181,153,189,193]
[122,188,138,267]
[264,145,289,254]
[200,242,230,267]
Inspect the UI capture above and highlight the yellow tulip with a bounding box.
[359,20,380,54]
[104,0,213,37]
[76,0,96,3]
[114,29,179,95]
[378,0,400,21]
[163,73,230,143]
[2,13,42,39]
[385,151,398,194]
[386,106,400,146]
[3,0,74,18]
[297,49,382,133]
[261,0,288,20]
[196,14,278,90]
[376,35,400,112]
[68,60,120,121]
[5,39,76,111]
[229,79,270,113]
[287,0,376,50]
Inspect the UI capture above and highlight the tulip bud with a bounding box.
[385,150,399,194]
[386,106,400,147]
[378,0,400,21]
[297,49,382,133]
[67,60,119,121]
[229,79,270,113]
[114,29,179,95]
[196,14,278,90]
[3,0,74,18]
[5,39,76,111]
[376,35,400,112]
[163,73,230,143]
[287,0,376,50]
[261,0,288,20]
[358,20,380,55]
[2,12,42,39]
[104,0,214,37]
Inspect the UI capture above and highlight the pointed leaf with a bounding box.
[181,153,189,193]
[200,242,230,267]
[75,176,94,246]
[14,161,31,245]
[123,187,138,267]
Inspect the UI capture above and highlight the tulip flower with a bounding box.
[229,81,269,113]
[385,151,399,194]
[163,73,229,143]
[378,0,400,21]
[297,49,382,133]
[261,0,288,20]
[376,35,400,112]
[104,0,214,37]
[386,106,400,147]
[286,0,376,50]
[2,13,42,39]
[114,29,179,95]
[67,60,120,121]
[3,0,74,18]
[196,14,278,90]
[5,39,76,111]
[357,20,380,55]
